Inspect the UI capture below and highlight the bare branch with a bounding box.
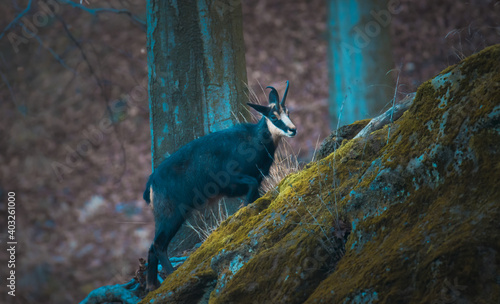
[354,92,416,139]
[0,67,18,108]
[0,0,33,41]
[59,0,146,30]
[21,24,77,73]
[57,15,128,183]
[0,0,145,44]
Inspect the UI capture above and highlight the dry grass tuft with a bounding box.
[185,199,230,242]
[260,140,302,194]
[187,82,303,240]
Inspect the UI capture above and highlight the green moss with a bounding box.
[307,170,500,303]
[141,133,377,303]
[305,44,500,303]
[381,45,500,171]
[315,118,372,161]
[143,44,500,304]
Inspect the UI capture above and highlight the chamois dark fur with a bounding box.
[144,81,296,291]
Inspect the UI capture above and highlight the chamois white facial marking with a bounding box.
[265,105,297,144]
[265,115,287,143]
[281,113,296,137]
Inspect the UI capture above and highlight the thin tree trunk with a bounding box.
[328,0,395,128]
[146,0,248,255]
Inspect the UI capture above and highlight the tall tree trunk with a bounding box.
[146,0,248,255]
[147,0,248,168]
[328,0,395,128]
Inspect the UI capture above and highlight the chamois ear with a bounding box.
[266,86,280,105]
[247,103,270,116]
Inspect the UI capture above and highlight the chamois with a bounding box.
[143,81,296,291]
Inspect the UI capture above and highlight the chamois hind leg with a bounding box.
[231,175,260,205]
[146,188,186,291]
[152,210,185,276]
[146,243,160,291]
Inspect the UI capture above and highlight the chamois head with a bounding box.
[247,80,297,138]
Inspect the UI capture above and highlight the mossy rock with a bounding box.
[142,44,500,304]
[314,118,371,161]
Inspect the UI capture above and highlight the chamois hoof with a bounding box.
[146,281,160,293]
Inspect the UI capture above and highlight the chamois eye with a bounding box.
[270,114,278,121]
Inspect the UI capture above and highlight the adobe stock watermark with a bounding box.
[6,192,17,297]
[247,242,334,304]
[7,0,61,53]
[431,277,467,304]
[51,76,148,182]
[211,0,240,19]
[341,0,402,57]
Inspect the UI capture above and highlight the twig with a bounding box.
[0,0,145,45]
[57,16,128,183]
[387,66,402,144]
[0,0,33,41]
[354,92,416,139]
[59,0,146,30]
[330,96,346,229]
[0,65,17,110]
[21,24,77,73]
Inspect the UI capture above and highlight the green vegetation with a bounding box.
[143,45,500,304]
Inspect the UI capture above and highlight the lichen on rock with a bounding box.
[314,119,371,161]
[142,44,500,304]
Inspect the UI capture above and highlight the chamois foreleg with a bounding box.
[231,175,260,205]
[155,211,184,263]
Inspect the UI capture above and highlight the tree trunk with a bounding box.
[328,0,395,128]
[147,0,248,168]
[146,0,248,255]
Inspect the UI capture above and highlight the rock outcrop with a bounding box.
[142,44,500,304]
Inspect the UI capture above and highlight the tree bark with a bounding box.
[328,0,395,128]
[146,0,248,256]
[147,0,248,168]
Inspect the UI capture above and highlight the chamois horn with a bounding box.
[281,80,289,107]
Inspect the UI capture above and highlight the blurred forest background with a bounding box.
[0,0,499,303]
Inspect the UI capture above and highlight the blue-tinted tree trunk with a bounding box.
[146,0,248,254]
[328,0,395,128]
[147,0,248,169]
